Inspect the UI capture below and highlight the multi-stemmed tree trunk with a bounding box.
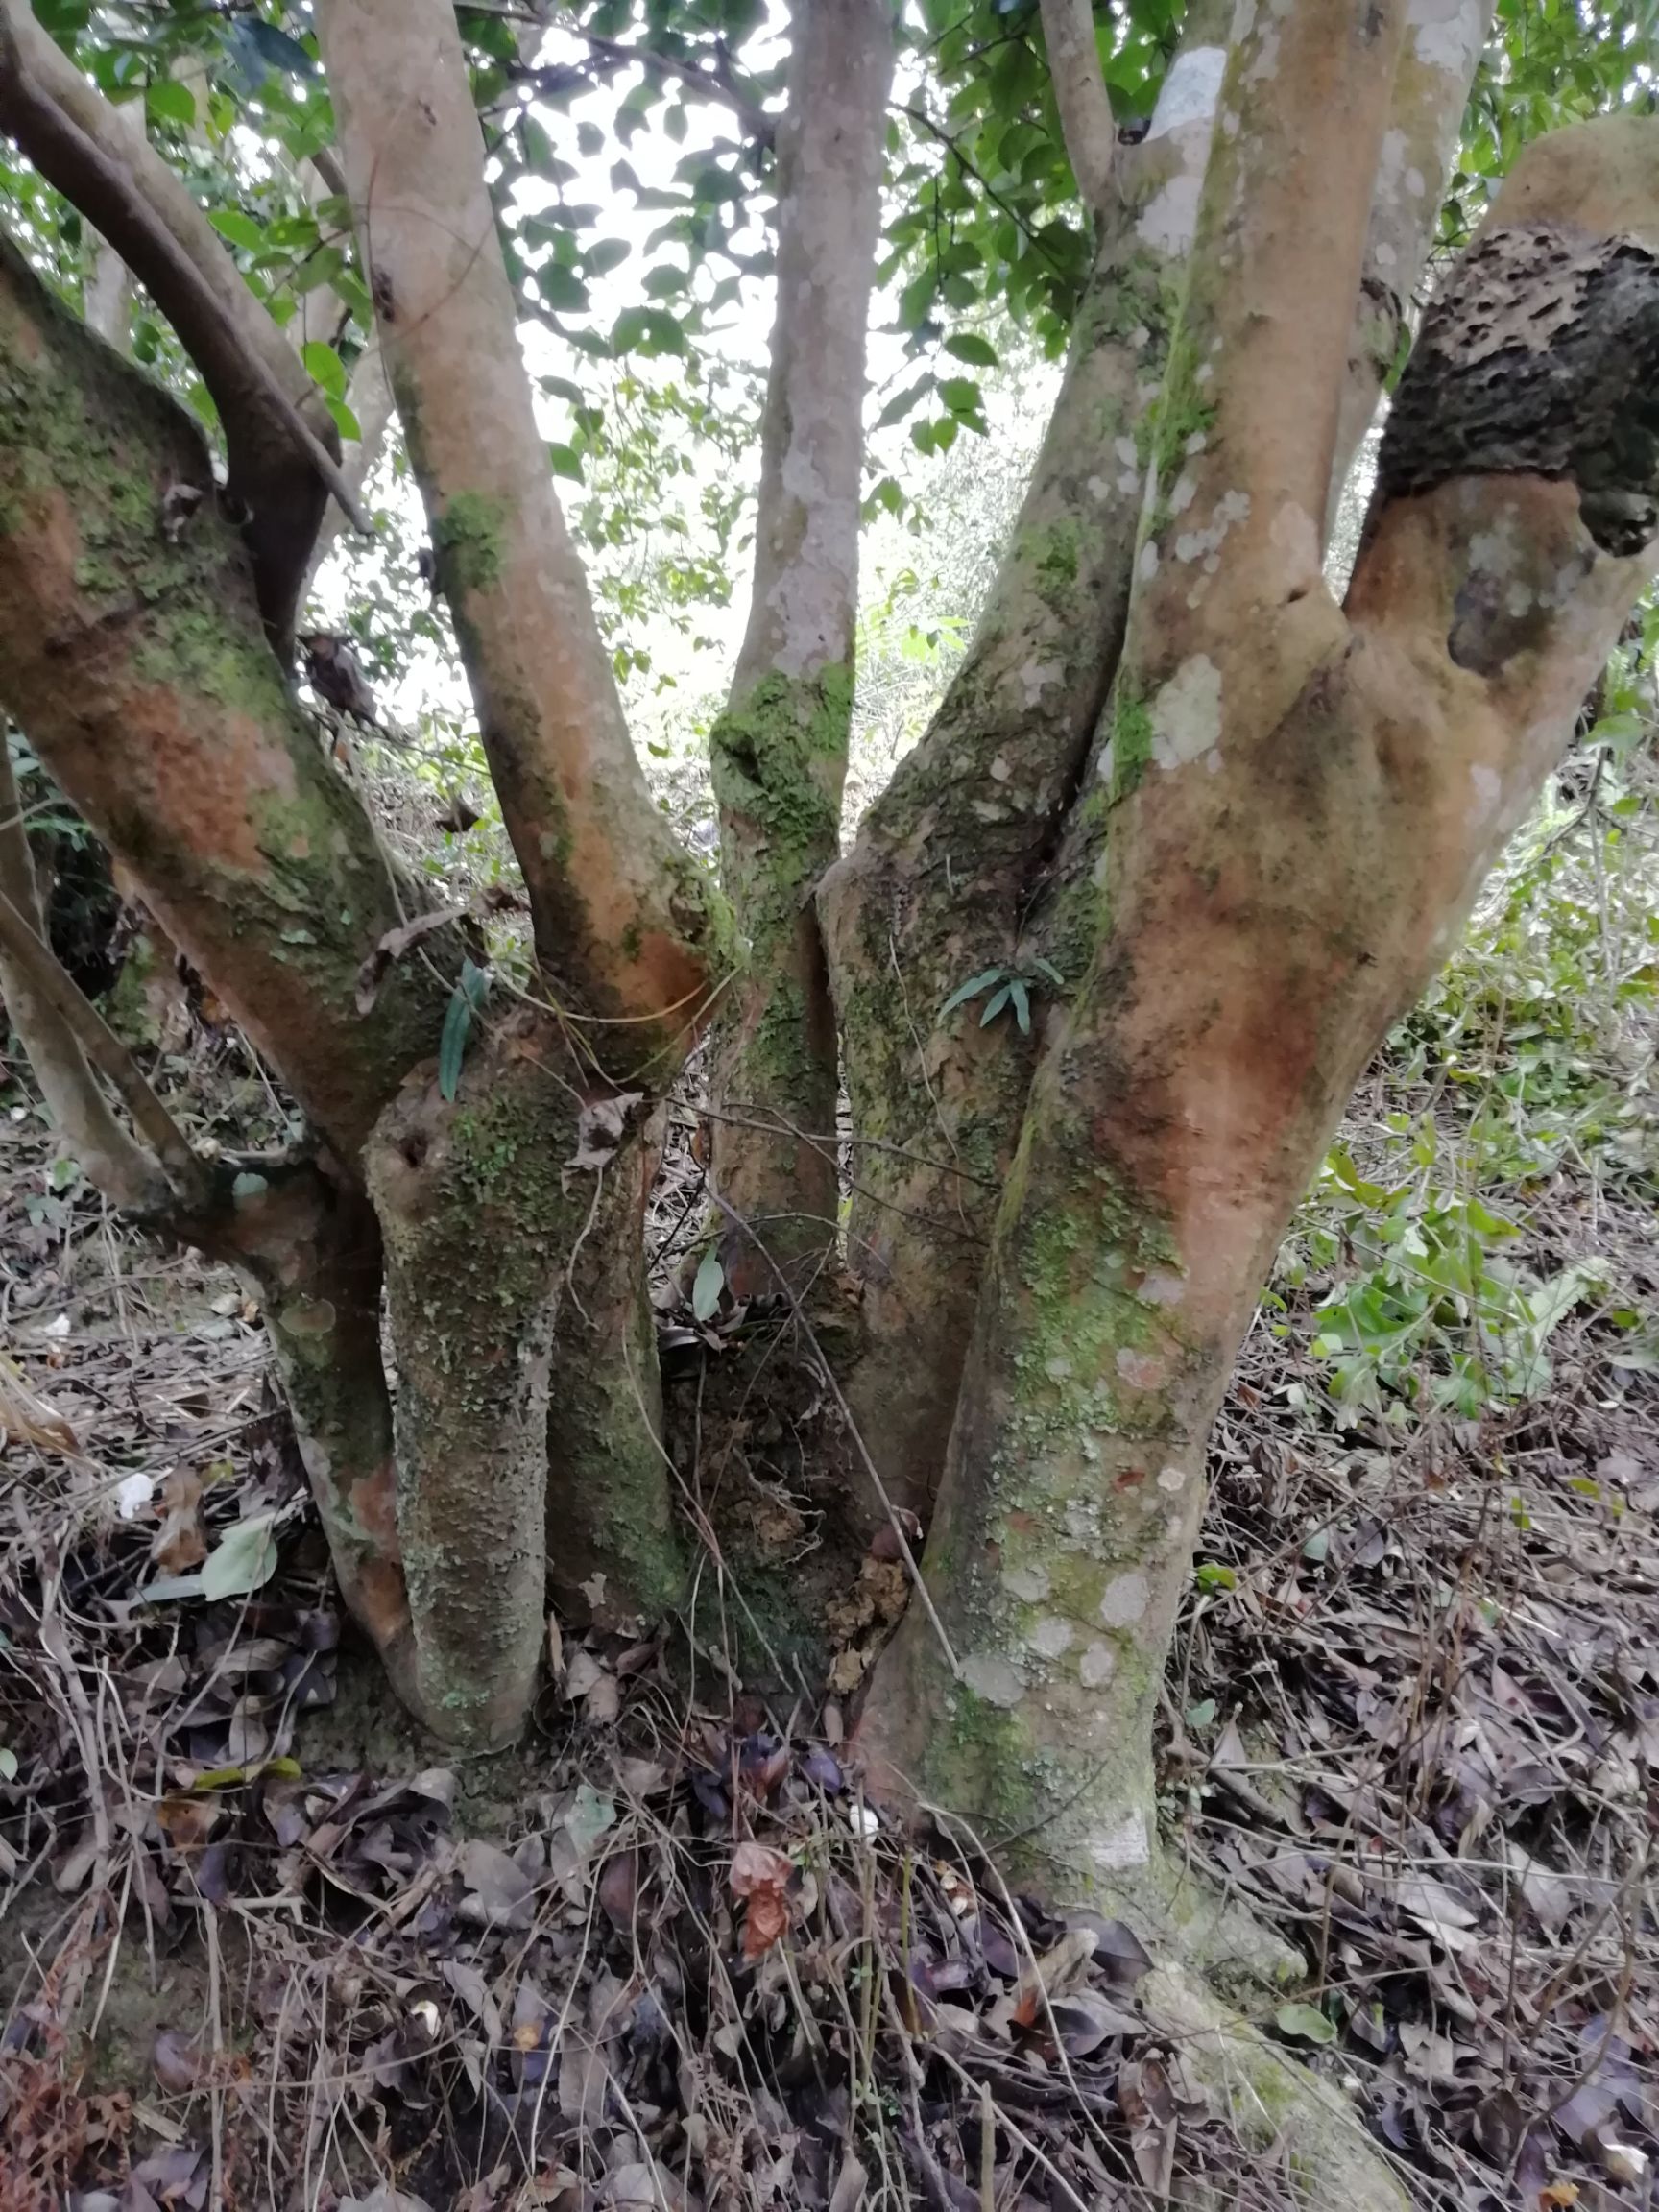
[2,0,1655,1976]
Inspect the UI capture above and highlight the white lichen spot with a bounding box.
[1087,474,1109,501]
[1045,1354,1071,1381]
[1116,1346,1168,1391]
[1096,740,1116,785]
[1138,1268,1186,1308]
[1114,437,1138,468]
[1246,26,1280,83]
[1129,325,1151,350]
[1064,1499,1102,1546]
[960,1652,1026,1709]
[1149,654,1223,773]
[1157,1464,1188,1493]
[1100,1571,1151,1628]
[1138,539,1160,583]
[1002,1561,1052,1604]
[1016,658,1062,707]
[1412,0,1486,79]
[1029,1616,1074,1661]
[1078,1640,1118,1690]
[1230,0,1257,46]
[1118,469,1141,495]
[989,754,1012,784]
[1375,241,1398,270]
[1169,471,1198,517]
[1184,431,1209,457]
[1269,499,1320,595]
[1406,165,1426,199]
[1138,171,1204,258]
[1089,1810,1151,1871]
[1469,514,1521,577]
[1147,45,1226,140]
[1467,761,1503,828]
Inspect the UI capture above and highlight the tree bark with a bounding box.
[820,2,1230,1527]
[317,0,727,1072]
[708,0,894,1295]
[0,0,358,640]
[364,1009,683,1743]
[856,90,1659,1930]
[1038,0,1116,225]
[0,734,167,1208]
[0,236,457,1162]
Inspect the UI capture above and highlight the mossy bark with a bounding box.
[197,1163,420,1704]
[708,0,893,1290]
[709,666,851,1289]
[0,232,455,1161]
[364,1007,684,1746]
[858,105,1659,1932]
[820,175,1208,1529]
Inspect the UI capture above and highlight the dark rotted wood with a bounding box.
[1379,223,1659,557]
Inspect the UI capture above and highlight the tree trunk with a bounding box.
[856,74,1659,1932]
[708,0,893,1295]
[820,6,1229,1527]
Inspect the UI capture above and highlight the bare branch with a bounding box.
[0,0,369,640]
[709,0,894,1285]
[0,754,202,1208]
[0,738,173,1209]
[1038,0,1115,221]
[1329,0,1497,536]
[317,0,729,1070]
[0,236,456,1164]
[1129,0,1407,720]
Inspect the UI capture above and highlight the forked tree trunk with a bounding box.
[855,23,1659,1935]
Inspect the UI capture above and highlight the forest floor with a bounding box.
[2,860,1657,2212]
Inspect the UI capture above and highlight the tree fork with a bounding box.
[856,82,1658,1935]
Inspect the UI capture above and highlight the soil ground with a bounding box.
[2,966,1656,2212]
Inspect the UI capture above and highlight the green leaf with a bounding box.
[940,967,1003,1019]
[438,957,490,1102]
[301,339,349,400]
[208,209,264,252]
[145,79,196,129]
[1008,977,1030,1035]
[692,1248,725,1323]
[201,1512,280,1601]
[240,20,318,79]
[943,330,998,368]
[979,983,1011,1026]
[1274,2003,1336,2047]
[325,395,362,444]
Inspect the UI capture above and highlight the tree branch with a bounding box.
[0,878,207,1201]
[317,0,729,1072]
[1038,0,1115,222]
[0,235,456,1165]
[0,0,368,643]
[1125,0,1407,744]
[0,737,173,1209]
[709,0,894,1286]
[1329,0,1498,536]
